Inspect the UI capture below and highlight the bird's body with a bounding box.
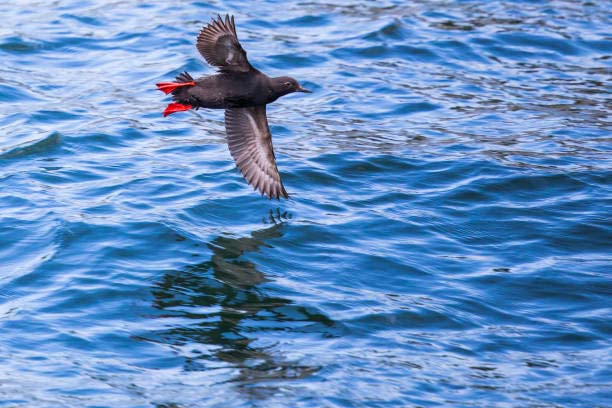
[156,15,310,199]
[173,71,293,109]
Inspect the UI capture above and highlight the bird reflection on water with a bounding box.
[146,210,333,397]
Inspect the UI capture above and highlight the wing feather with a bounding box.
[224,106,289,199]
[196,14,252,72]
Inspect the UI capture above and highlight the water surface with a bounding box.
[1,1,611,407]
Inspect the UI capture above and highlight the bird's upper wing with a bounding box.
[196,14,252,73]
[224,106,289,199]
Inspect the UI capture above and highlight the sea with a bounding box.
[0,1,610,407]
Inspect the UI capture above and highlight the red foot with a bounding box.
[163,103,193,117]
[156,81,196,94]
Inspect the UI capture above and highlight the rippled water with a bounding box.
[1,1,611,407]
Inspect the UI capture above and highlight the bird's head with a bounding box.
[270,76,311,98]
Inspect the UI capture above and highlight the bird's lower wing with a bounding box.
[224,106,289,199]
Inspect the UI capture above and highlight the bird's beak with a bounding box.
[297,86,312,93]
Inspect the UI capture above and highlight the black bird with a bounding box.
[157,14,311,200]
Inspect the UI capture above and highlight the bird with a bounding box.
[156,14,311,200]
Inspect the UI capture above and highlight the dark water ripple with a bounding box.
[1,1,611,407]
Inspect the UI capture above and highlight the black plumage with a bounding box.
[157,14,311,199]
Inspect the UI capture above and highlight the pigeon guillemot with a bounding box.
[156,14,311,200]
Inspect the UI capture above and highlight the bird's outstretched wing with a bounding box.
[196,14,252,72]
[224,106,289,199]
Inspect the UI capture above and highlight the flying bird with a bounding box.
[156,14,311,199]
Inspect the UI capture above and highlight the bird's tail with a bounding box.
[175,71,194,83]
[156,72,196,117]
[156,72,196,95]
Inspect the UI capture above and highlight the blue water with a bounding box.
[1,1,611,407]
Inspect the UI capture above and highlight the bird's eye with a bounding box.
[284,82,291,86]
